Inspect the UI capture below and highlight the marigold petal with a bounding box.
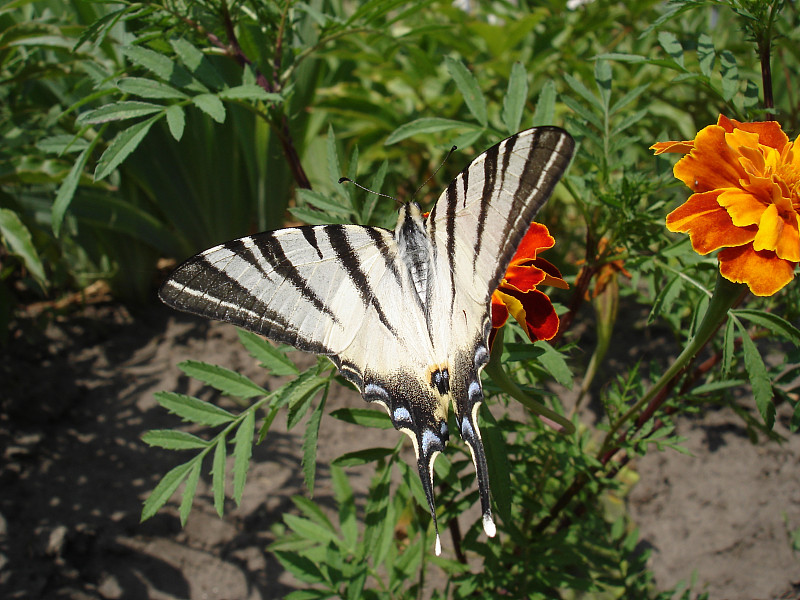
[717,189,767,227]
[651,140,694,155]
[721,115,790,151]
[752,204,800,261]
[500,286,559,342]
[718,245,796,296]
[673,125,748,192]
[501,264,546,292]
[491,292,510,328]
[666,191,757,254]
[511,222,554,264]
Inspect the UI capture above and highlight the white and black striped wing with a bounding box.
[160,224,426,381]
[425,126,575,535]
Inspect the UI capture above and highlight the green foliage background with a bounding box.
[2,0,799,598]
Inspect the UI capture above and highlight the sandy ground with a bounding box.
[1,302,799,599]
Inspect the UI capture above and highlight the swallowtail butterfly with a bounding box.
[159,126,575,554]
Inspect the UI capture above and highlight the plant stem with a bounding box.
[486,328,575,434]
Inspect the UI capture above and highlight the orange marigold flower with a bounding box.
[490,222,568,348]
[652,114,800,296]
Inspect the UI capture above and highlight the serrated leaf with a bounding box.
[737,321,774,429]
[233,410,255,504]
[36,134,90,155]
[329,407,393,429]
[594,59,612,111]
[179,460,201,525]
[292,496,336,532]
[534,341,571,388]
[284,514,340,545]
[532,80,556,127]
[563,73,604,116]
[296,189,352,219]
[722,316,735,376]
[53,133,103,235]
[331,464,357,552]
[219,85,282,102]
[123,45,203,91]
[331,447,395,466]
[211,437,227,516]
[273,551,326,584]
[192,93,226,123]
[116,77,187,99]
[720,50,739,102]
[286,380,325,430]
[142,429,209,450]
[165,104,185,141]
[171,38,226,90]
[649,274,682,323]
[502,62,527,134]
[697,34,715,78]
[445,57,487,126]
[302,392,327,494]
[141,461,195,521]
[658,31,684,68]
[154,391,236,426]
[237,329,298,375]
[94,114,160,180]
[732,309,800,345]
[385,118,477,145]
[178,360,268,398]
[0,208,46,284]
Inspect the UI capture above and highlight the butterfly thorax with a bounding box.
[395,202,433,307]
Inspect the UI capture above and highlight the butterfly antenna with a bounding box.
[412,145,458,199]
[338,177,397,203]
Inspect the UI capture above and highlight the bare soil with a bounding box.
[1,302,798,599]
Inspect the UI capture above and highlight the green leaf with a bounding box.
[219,85,282,102]
[385,118,477,145]
[292,496,336,533]
[211,437,227,516]
[720,50,739,101]
[594,59,612,111]
[332,447,395,466]
[165,104,185,141]
[445,57,487,126]
[286,379,325,430]
[531,80,556,127]
[326,124,343,191]
[142,429,209,450]
[697,34,715,78]
[116,77,187,99]
[94,114,161,180]
[502,62,527,134]
[296,189,353,219]
[36,134,90,155]
[534,341,571,388]
[153,391,236,426]
[331,464,358,552]
[273,551,326,584]
[171,38,226,90]
[237,329,299,375]
[658,31,684,68]
[233,410,255,504]
[329,408,393,429]
[178,360,268,398]
[52,133,103,235]
[732,309,800,345]
[192,93,226,123]
[302,391,327,494]
[284,513,340,546]
[0,208,46,284]
[736,321,774,429]
[563,73,604,116]
[123,45,203,91]
[722,316,735,376]
[179,460,201,525]
[141,461,195,521]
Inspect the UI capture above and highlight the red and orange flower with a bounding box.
[490,222,568,348]
[652,114,800,296]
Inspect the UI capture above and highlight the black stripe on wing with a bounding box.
[159,253,335,356]
[325,225,397,336]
